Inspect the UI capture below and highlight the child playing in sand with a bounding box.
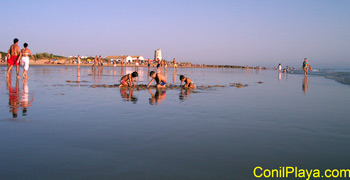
[147,71,167,88]
[119,71,138,87]
[180,75,196,88]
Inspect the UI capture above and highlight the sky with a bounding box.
[1,0,349,68]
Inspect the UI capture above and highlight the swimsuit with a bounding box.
[21,56,30,71]
[8,55,19,66]
[154,73,166,86]
[303,62,308,69]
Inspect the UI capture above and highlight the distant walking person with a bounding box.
[277,63,282,71]
[17,43,35,79]
[7,38,21,78]
[303,58,309,76]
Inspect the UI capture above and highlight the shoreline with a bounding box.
[0,61,247,69]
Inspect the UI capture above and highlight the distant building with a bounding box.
[131,56,145,63]
[105,55,145,63]
[105,55,133,62]
[154,49,162,61]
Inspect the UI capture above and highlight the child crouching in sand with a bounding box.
[147,71,167,88]
[119,71,138,87]
[180,75,196,88]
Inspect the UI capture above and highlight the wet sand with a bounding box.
[0,66,349,179]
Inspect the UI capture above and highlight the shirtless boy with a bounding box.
[147,71,167,88]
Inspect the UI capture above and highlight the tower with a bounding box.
[154,49,162,61]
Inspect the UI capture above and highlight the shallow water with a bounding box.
[0,65,350,180]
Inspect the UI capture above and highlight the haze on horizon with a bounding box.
[1,0,349,68]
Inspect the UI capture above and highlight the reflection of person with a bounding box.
[7,38,21,78]
[173,69,177,83]
[302,76,309,95]
[278,71,282,81]
[148,89,166,105]
[180,75,196,88]
[7,77,20,118]
[119,71,138,87]
[303,58,309,76]
[120,88,137,104]
[18,43,36,79]
[147,71,167,88]
[179,88,192,101]
[21,79,34,116]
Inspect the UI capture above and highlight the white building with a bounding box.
[105,55,133,62]
[154,49,162,61]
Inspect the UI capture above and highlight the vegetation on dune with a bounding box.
[34,52,65,59]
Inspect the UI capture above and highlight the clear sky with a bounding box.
[1,0,349,68]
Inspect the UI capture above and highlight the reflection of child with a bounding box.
[180,75,196,88]
[119,71,138,87]
[147,71,167,88]
[148,89,166,105]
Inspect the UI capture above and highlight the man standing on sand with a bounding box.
[77,55,81,65]
[173,58,177,71]
[7,38,21,78]
[93,55,97,68]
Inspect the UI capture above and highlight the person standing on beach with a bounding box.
[147,59,151,70]
[93,55,97,68]
[135,57,140,71]
[17,43,35,79]
[7,38,21,78]
[77,55,81,65]
[277,63,282,71]
[303,58,309,76]
[98,56,103,66]
[173,58,177,71]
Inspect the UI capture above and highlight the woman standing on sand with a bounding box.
[18,43,35,79]
[303,58,309,76]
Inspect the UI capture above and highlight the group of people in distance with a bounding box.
[277,58,311,76]
[119,71,196,89]
[6,38,35,79]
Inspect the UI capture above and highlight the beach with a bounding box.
[1,65,349,179]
